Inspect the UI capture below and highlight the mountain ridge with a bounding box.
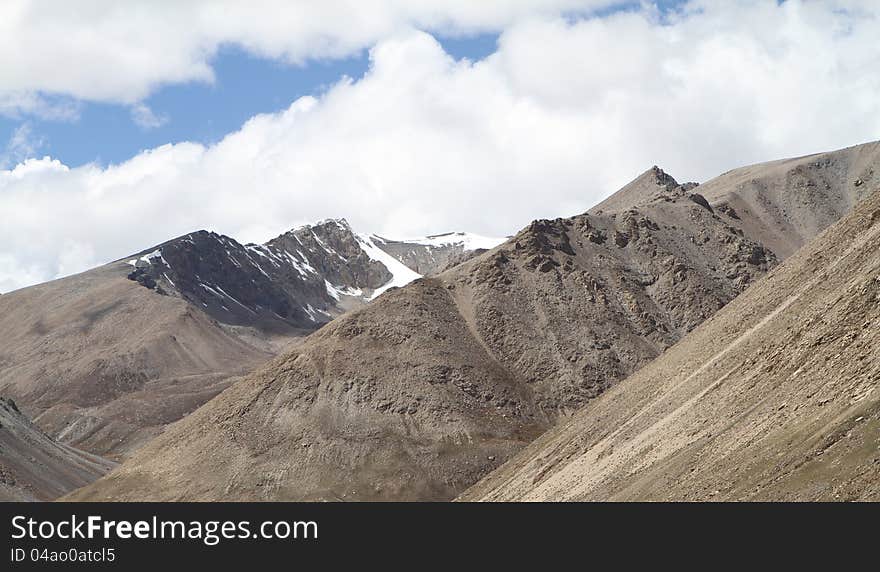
[462,180,880,502]
[3,140,877,502]
[0,218,501,463]
[67,141,880,501]
[67,143,863,501]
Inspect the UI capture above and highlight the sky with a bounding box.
[0,0,878,293]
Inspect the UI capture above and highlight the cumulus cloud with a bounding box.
[1,0,880,292]
[0,0,614,110]
[1,123,45,168]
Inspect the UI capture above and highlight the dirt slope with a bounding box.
[0,397,113,501]
[0,263,282,460]
[462,187,880,502]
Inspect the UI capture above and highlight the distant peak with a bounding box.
[314,217,351,228]
[644,165,679,188]
[588,165,682,214]
[289,218,352,234]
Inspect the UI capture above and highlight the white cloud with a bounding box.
[1,1,880,292]
[0,0,615,111]
[0,91,81,121]
[1,123,45,168]
[130,103,169,130]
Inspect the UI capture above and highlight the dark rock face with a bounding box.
[123,220,394,331]
[689,192,714,212]
[124,220,502,332]
[649,165,680,190]
[269,220,392,293]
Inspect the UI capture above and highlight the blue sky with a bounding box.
[0,1,687,168]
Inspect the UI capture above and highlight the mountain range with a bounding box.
[1,140,877,502]
[0,221,502,473]
[57,140,880,501]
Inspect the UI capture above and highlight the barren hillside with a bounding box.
[0,219,496,462]
[0,263,280,459]
[68,162,784,501]
[463,185,880,502]
[0,397,112,501]
[61,141,880,501]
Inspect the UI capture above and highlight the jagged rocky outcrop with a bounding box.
[125,221,383,330]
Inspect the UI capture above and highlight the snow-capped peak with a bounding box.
[288,218,352,234]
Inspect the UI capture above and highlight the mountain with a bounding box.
[124,220,503,330]
[0,218,500,463]
[65,141,880,502]
[588,165,685,214]
[0,397,113,501]
[593,141,880,259]
[462,181,880,502]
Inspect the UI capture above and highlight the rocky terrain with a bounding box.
[594,141,880,259]
[0,218,498,464]
[462,182,880,502]
[66,142,880,502]
[0,140,872,502]
[0,397,113,501]
[124,220,502,330]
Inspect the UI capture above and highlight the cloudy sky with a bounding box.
[1,0,879,292]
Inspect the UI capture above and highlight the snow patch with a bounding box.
[199,283,256,314]
[281,249,316,278]
[391,231,506,251]
[127,249,168,267]
[356,234,422,300]
[325,279,364,300]
[301,303,329,322]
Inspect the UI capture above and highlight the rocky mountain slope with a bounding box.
[124,220,502,330]
[594,141,880,259]
[462,183,880,502]
[0,397,113,501]
[0,219,499,463]
[65,141,879,502]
